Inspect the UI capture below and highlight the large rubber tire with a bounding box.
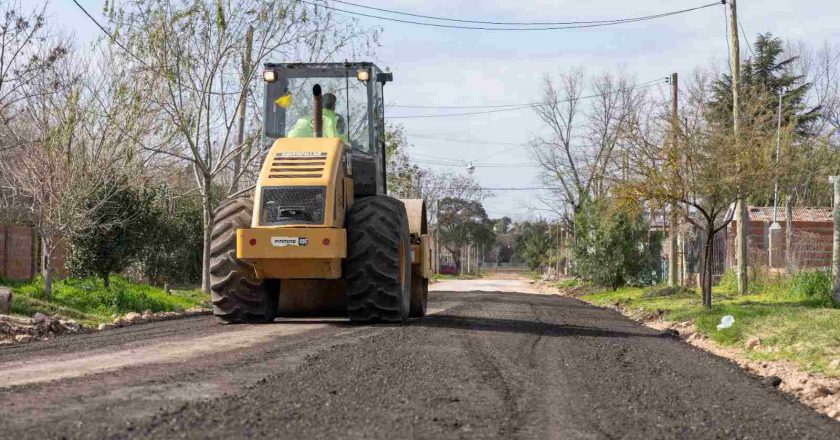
[345,196,412,323]
[210,197,278,324]
[409,266,428,317]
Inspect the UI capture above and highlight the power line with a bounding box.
[305,0,725,32]
[724,5,733,75]
[420,186,558,192]
[738,17,756,59]
[71,0,239,96]
[414,160,538,168]
[390,102,536,110]
[408,133,525,147]
[389,105,535,119]
[389,79,667,119]
[328,0,629,26]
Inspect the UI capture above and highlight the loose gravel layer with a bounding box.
[0,290,837,439]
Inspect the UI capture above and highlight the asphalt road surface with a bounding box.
[1,278,838,439]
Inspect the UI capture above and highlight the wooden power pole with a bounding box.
[729,0,748,295]
[669,72,680,287]
[232,25,254,193]
[832,176,840,303]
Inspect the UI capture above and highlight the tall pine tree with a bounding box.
[709,33,819,136]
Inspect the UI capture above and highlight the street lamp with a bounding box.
[768,88,787,269]
[771,87,787,227]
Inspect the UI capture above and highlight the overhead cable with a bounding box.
[305,0,725,32]
[389,79,667,119]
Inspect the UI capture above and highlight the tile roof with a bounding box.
[747,206,834,223]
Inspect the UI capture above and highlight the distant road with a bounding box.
[1,277,837,439]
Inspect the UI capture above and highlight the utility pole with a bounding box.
[669,72,680,286]
[556,222,561,278]
[232,25,254,193]
[729,0,748,295]
[831,176,840,303]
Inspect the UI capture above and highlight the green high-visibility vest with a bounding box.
[288,109,348,142]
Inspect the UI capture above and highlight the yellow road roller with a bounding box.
[211,62,431,323]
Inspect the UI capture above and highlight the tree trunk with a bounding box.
[669,209,679,286]
[232,26,254,193]
[103,272,110,289]
[200,173,213,293]
[784,194,794,273]
[832,177,840,303]
[41,239,53,300]
[702,226,715,309]
[736,200,748,295]
[451,247,461,275]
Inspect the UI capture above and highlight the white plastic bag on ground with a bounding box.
[717,315,735,330]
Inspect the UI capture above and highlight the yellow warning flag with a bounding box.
[275,92,292,108]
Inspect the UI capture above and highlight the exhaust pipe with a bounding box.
[313,84,323,138]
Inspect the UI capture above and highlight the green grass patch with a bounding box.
[3,276,208,326]
[432,272,484,281]
[556,278,580,289]
[581,275,840,377]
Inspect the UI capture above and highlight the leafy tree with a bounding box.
[438,197,495,272]
[572,198,650,290]
[512,221,555,271]
[493,217,513,234]
[67,177,155,288]
[137,186,204,286]
[624,78,778,307]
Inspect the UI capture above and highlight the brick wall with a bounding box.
[1,225,37,280]
[728,220,834,270]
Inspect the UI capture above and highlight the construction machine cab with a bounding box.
[262,62,393,197]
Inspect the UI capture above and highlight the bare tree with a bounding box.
[109,0,378,291]
[0,1,58,153]
[0,37,153,296]
[530,69,641,214]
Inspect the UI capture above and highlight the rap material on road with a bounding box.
[210,197,278,324]
[344,196,411,322]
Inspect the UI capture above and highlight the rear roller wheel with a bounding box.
[210,197,278,324]
[409,266,428,317]
[345,196,411,323]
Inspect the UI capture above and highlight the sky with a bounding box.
[55,0,840,221]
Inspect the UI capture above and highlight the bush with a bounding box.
[136,186,204,286]
[572,198,655,290]
[788,270,834,306]
[716,269,738,293]
[67,176,156,287]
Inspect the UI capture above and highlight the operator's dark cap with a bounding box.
[323,93,337,110]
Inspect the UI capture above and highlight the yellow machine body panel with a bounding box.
[251,137,348,230]
[237,227,346,279]
[240,137,348,279]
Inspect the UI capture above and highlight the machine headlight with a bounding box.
[356,68,370,82]
[263,70,277,83]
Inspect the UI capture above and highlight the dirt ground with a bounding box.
[1,277,837,439]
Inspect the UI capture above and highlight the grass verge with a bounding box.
[2,276,209,327]
[579,270,840,377]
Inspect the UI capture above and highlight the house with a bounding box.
[728,206,834,270]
